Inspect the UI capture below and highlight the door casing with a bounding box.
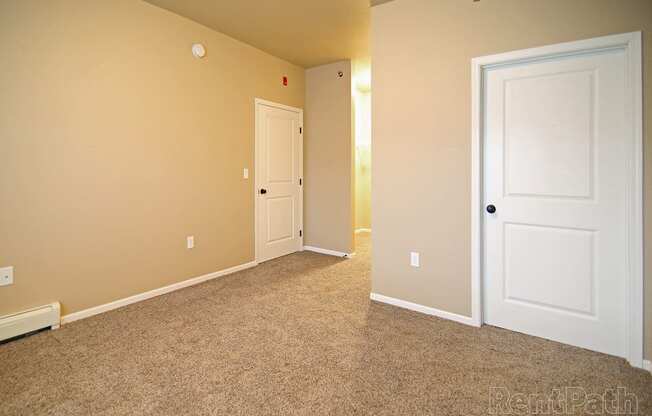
[470,32,644,368]
[254,98,304,264]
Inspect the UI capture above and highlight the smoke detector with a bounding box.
[192,43,206,59]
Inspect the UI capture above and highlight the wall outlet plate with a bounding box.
[0,266,14,286]
[410,252,420,268]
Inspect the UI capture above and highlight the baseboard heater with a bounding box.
[0,302,61,342]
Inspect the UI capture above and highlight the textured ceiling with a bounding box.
[144,0,371,68]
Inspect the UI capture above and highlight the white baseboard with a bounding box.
[370,292,479,327]
[61,261,258,324]
[644,360,652,374]
[303,246,353,258]
[355,228,371,234]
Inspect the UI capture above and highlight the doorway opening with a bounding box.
[353,65,372,243]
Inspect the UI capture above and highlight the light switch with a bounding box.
[0,266,13,286]
[410,252,420,268]
[243,168,249,179]
[187,236,194,249]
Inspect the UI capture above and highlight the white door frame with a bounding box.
[470,32,644,368]
[254,98,304,264]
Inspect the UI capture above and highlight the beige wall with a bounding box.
[0,0,304,316]
[354,92,372,230]
[304,61,355,253]
[371,0,652,358]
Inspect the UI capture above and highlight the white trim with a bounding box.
[254,98,304,264]
[625,32,644,371]
[470,32,644,368]
[370,293,479,327]
[61,261,257,324]
[470,49,483,328]
[254,98,303,114]
[355,228,372,234]
[303,246,353,258]
[643,360,652,375]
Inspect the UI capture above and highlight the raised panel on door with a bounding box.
[266,115,294,185]
[504,70,595,200]
[503,223,596,317]
[266,196,295,243]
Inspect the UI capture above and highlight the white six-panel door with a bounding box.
[482,46,632,357]
[255,100,303,263]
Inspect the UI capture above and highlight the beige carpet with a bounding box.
[1,232,650,415]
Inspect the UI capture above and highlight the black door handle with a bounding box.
[260,189,267,195]
[486,204,496,214]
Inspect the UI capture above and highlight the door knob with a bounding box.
[486,204,496,214]
[260,189,267,195]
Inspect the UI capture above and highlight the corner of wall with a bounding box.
[304,60,354,254]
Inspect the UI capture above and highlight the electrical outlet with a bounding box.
[410,252,420,268]
[0,266,14,286]
[187,236,194,249]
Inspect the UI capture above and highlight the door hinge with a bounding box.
[299,127,302,134]
[299,230,302,237]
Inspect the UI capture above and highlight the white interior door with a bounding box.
[482,47,632,357]
[256,100,303,263]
